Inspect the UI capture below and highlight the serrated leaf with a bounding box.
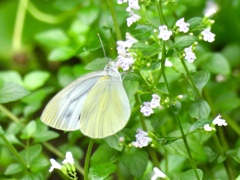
[165,134,207,161]
[48,46,76,61]
[189,99,210,119]
[129,25,153,40]
[104,135,123,151]
[35,29,70,47]
[173,35,197,51]
[188,17,203,29]
[192,71,210,93]
[0,82,30,103]
[198,53,231,76]
[21,121,36,139]
[0,71,23,85]
[120,149,148,178]
[4,163,23,175]
[89,163,116,180]
[189,119,212,132]
[180,169,203,180]
[23,71,50,91]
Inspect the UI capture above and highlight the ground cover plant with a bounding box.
[0,0,240,179]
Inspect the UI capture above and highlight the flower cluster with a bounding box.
[49,151,77,179]
[117,0,141,27]
[132,129,152,148]
[204,114,227,132]
[176,18,190,33]
[116,33,138,71]
[140,94,161,116]
[151,167,167,180]
[158,25,172,41]
[184,46,196,63]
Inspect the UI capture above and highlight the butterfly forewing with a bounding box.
[41,71,108,131]
[79,72,130,138]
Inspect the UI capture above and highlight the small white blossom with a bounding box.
[127,11,141,27]
[201,28,215,43]
[215,74,226,82]
[49,159,62,172]
[126,0,140,12]
[151,167,167,180]
[204,124,214,131]
[132,129,152,148]
[204,1,219,17]
[62,151,74,165]
[213,114,227,126]
[158,25,172,41]
[119,136,125,142]
[176,18,190,33]
[140,102,154,116]
[150,94,161,108]
[184,46,196,63]
[126,32,138,45]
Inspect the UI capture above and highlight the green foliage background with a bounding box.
[0,0,240,179]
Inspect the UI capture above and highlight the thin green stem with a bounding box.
[180,58,202,98]
[175,115,200,180]
[12,0,28,52]
[0,104,21,124]
[84,139,94,180]
[0,132,28,169]
[107,0,122,40]
[157,1,167,25]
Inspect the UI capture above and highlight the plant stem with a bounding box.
[0,105,21,124]
[180,58,202,98]
[107,0,122,41]
[157,1,167,25]
[12,0,29,52]
[84,139,94,180]
[175,115,200,180]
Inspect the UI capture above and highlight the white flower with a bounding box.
[201,28,215,43]
[62,151,74,165]
[176,18,190,33]
[184,46,196,63]
[127,11,141,27]
[49,159,62,172]
[213,114,227,126]
[119,136,125,142]
[126,32,138,45]
[140,102,154,116]
[204,124,214,131]
[204,1,219,17]
[126,0,140,12]
[151,167,167,180]
[158,25,172,41]
[150,94,161,108]
[132,129,152,148]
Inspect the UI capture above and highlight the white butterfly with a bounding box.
[41,61,131,139]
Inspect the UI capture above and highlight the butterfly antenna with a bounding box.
[97,33,107,58]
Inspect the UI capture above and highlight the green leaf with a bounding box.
[48,46,76,61]
[21,121,36,139]
[31,156,49,172]
[23,71,50,91]
[188,17,203,29]
[84,58,109,71]
[4,163,24,175]
[165,134,207,161]
[192,71,210,93]
[0,71,23,85]
[132,43,161,57]
[227,148,240,163]
[89,163,116,180]
[197,53,231,76]
[189,99,210,119]
[35,29,70,47]
[20,144,42,163]
[189,119,212,133]
[173,35,197,51]
[180,169,203,180]
[123,80,139,102]
[104,135,123,151]
[129,25,153,41]
[0,126,4,134]
[0,82,30,103]
[120,149,148,178]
